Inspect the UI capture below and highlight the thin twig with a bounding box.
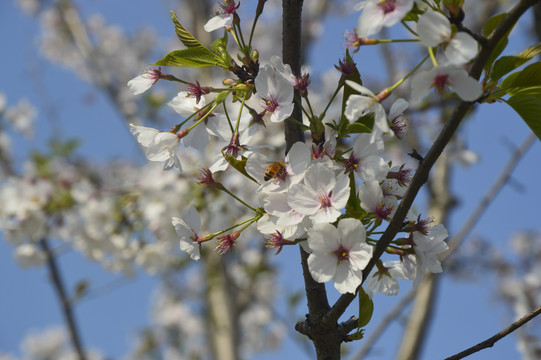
[444,305,541,360]
[40,238,87,360]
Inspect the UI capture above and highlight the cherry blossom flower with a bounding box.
[14,244,46,268]
[345,80,390,136]
[358,180,397,222]
[127,67,164,95]
[307,218,373,294]
[129,124,182,171]
[388,98,408,138]
[364,259,410,298]
[411,65,483,101]
[204,0,240,32]
[288,163,350,224]
[412,224,449,285]
[254,60,294,123]
[355,0,414,37]
[168,91,228,150]
[417,10,478,65]
[172,207,202,261]
[342,133,388,182]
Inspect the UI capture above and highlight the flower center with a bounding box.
[343,154,360,173]
[318,190,333,208]
[433,74,450,93]
[219,0,239,15]
[375,201,393,220]
[378,0,396,14]
[262,96,279,113]
[333,244,350,263]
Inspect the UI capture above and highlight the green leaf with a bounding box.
[503,62,541,88]
[504,86,541,98]
[154,48,220,67]
[358,287,374,328]
[171,11,208,49]
[492,44,541,81]
[348,113,374,134]
[482,13,506,38]
[345,172,364,219]
[505,95,541,141]
[482,13,513,73]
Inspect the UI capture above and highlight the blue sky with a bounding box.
[1,1,540,359]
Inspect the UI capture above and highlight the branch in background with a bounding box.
[322,0,541,329]
[442,133,537,258]
[444,305,541,360]
[39,238,87,360]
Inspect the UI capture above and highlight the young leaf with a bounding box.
[491,43,541,81]
[171,11,208,49]
[358,287,374,328]
[154,49,220,67]
[502,62,541,89]
[505,95,541,141]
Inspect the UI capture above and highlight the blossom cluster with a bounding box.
[119,0,482,297]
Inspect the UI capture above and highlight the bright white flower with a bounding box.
[255,60,294,123]
[127,67,163,95]
[129,124,181,171]
[307,218,373,294]
[417,10,478,65]
[168,91,228,150]
[345,81,390,135]
[355,0,414,37]
[343,133,388,181]
[364,260,410,297]
[412,224,449,287]
[5,99,36,137]
[14,244,46,268]
[288,163,350,224]
[411,65,483,101]
[358,180,397,221]
[388,98,408,138]
[204,0,239,32]
[172,207,202,261]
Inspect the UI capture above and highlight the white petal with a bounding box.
[449,69,483,101]
[358,180,383,212]
[203,14,232,32]
[417,10,451,47]
[308,252,338,283]
[179,238,200,261]
[445,32,478,65]
[307,223,339,252]
[333,263,363,294]
[410,70,435,101]
[288,184,321,216]
[127,75,154,95]
[389,98,409,119]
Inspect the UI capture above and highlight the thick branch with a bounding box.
[40,239,87,360]
[323,0,540,328]
[444,305,541,360]
[283,0,305,152]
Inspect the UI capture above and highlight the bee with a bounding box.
[264,161,286,181]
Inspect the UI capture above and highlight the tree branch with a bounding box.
[40,238,87,360]
[444,304,541,360]
[322,0,540,329]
